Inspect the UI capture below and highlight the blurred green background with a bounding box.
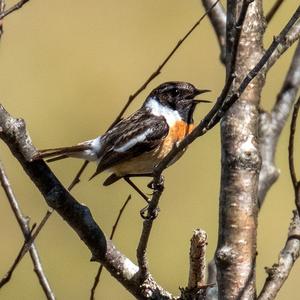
[0,1,299,299]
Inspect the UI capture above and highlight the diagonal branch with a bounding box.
[108,0,220,129]
[257,210,300,300]
[0,210,52,289]
[266,0,285,24]
[0,0,30,20]
[154,6,300,177]
[258,40,300,206]
[0,105,173,300]
[0,161,55,299]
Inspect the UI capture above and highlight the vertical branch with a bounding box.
[216,1,265,299]
[188,229,208,289]
[0,0,5,39]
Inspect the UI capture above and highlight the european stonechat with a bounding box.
[35,81,210,186]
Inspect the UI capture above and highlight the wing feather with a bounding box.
[90,109,168,179]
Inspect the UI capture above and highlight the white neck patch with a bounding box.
[145,98,181,126]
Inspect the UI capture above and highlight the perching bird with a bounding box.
[35,82,210,187]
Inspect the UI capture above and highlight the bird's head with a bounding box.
[145,81,211,123]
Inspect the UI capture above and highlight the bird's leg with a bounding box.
[123,177,150,203]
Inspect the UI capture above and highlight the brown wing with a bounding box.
[89,109,168,179]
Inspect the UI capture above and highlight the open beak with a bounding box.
[192,89,212,104]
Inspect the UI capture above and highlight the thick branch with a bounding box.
[201,0,226,62]
[0,162,55,299]
[258,40,300,206]
[0,105,173,300]
[216,1,265,299]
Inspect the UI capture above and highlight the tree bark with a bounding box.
[216,1,265,299]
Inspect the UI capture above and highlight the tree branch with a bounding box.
[257,210,300,300]
[266,0,285,24]
[136,176,164,280]
[201,0,226,63]
[258,40,300,206]
[0,161,55,299]
[0,105,174,299]
[154,5,300,177]
[0,0,30,20]
[90,195,131,300]
[266,20,300,71]
[108,0,220,130]
[0,210,52,288]
[188,229,208,289]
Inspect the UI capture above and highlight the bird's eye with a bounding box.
[170,88,180,97]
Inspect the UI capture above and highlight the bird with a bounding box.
[34,81,210,191]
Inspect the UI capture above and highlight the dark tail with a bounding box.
[33,145,89,162]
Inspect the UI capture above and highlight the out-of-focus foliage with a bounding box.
[0,1,298,299]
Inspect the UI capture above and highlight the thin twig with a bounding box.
[266,0,285,24]
[90,195,131,300]
[154,6,300,176]
[0,0,5,38]
[0,0,30,20]
[0,210,52,288]
[258,40,300,206]
[289,96,300,213]
[108,0,220,130]
[0,162,55,299]
[136,175,164,279]
[257,210,300,300]
[201,0,226,62]
[68,160,89,191]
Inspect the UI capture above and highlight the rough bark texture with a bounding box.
[216,1,265,299]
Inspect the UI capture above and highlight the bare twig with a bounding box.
[258,211,300,300]
[266,20,300,71]
[0,162,55,299]
[136,175,164,279]
[258,41,300,206]
[0,0,30,20]
[108,0,220,129]
[289,96,300,213]
[90,195,131,300]
[0,210,52,288]
[68,160,89,191]
[201,0,226,62]
[266,0,285,23]
[0,0,5,38]
[188,229,208,289]
[154,6,300,176]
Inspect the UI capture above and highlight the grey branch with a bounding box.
[0,104,173,300]
[216,1,264,299]
[0,0,30,20]
[201,0,226,62]
[258,40,300,206]
[266,20,300,71]
[0,162,55,299]
[0,210,52,288]
[257,211,300,300]
[188,229,208,289]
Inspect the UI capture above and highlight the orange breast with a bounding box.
[111,121,194,176]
